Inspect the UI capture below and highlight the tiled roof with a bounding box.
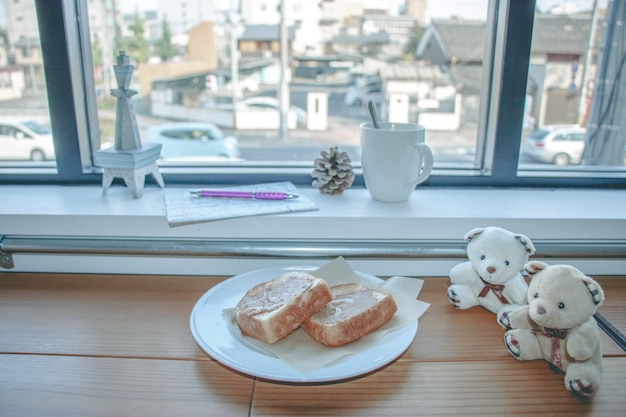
[424,13,592,62]
[380,62,449,84]
[431,20,486,62]
[450,65,483,93]
[416,13,596,93]
[531,14,591,55]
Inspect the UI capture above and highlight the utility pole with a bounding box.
[230,10,241,131]
[578,0,599,126]
[278,0,290,140]
[582,0,626,165]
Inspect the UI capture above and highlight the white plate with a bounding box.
[190,265,417,383]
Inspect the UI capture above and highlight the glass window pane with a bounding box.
[519,0,626,171]
[86,0,491,171]
[0,0,56,170]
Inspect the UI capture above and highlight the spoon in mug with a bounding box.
[368,100,380,129]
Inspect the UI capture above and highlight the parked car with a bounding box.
[219,76,259,94]
[344,79,383,107]
[146,123,240,160]
[0,118,55,161]
[205,73,259,94]
[240,96,307,128]
[522,125,587,166]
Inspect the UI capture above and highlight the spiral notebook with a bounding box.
[163,181,318,226]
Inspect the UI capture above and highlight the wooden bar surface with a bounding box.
[1,272,625,416]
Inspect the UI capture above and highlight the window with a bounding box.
[518,0,626,176]
[0,0,55,171]
[0,0,624,188]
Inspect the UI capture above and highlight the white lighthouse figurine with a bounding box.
[95,51,164,198]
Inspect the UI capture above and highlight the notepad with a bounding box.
[163,181,318,226]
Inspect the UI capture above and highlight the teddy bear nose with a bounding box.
[536,306,546,315]
[487,266,496,274]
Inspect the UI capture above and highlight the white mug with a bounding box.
[360,122,433,202]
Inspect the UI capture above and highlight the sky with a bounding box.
[427,0,489,21]
[0,0,599,27]
[427,0,597,21]
[119,0,598,20]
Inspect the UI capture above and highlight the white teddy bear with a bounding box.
[447,226,536,319]
[504,261,605,397]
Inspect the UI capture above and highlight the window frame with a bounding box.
[0,0,624,188]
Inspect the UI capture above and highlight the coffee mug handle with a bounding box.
[410,143,434,185]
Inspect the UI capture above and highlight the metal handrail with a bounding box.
[2,235,626,269]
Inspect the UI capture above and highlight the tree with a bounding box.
[113,22,126,56]
[114,10,149,64]
[404,26,426,60]
[154,19,178,62]
[91,35,103,68]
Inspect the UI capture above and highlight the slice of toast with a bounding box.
[302,283,397,347]
[235,271,332,344]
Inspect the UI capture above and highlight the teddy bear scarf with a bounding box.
[478,276,509,304]
[533,327,568,370]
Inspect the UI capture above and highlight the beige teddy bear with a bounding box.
[504,261,605,397]
[448,226,536,319]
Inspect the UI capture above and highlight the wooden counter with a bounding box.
[1,272,625,416]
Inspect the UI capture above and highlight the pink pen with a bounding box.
[190,190,298,200]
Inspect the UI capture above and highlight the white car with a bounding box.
[522,125,587,166]
[224,76,259,94]
[240,96,307,128]
[344,81,383,107]
[146,122,240,160]
[0,118,55,161]
[206,74,259,94]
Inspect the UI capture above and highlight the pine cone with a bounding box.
[311,147,355,194]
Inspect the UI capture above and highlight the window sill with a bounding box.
[1,184,625,276]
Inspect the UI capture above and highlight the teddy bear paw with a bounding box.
[566,379,595,398]
[447,287,462,308]
[497,309,512,329]
[504,332,521,359]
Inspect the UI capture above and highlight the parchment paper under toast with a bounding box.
[224,257,430,373]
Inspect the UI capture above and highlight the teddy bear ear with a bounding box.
[515,234,536,254]
[582,276,605,306]
[464,227,485,242]
[524,260,549,276]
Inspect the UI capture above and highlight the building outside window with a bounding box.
[0,0,624,188]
